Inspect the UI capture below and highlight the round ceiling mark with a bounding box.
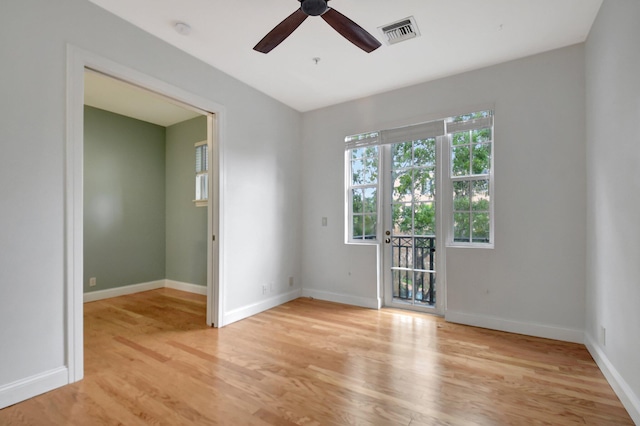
[174,22,192,36]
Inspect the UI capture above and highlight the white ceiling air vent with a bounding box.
[378,16,420,46]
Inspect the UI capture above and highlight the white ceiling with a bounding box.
[84,70,203,127]
[87,0,602,113]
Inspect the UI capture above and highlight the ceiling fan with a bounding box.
[253,0,382,54]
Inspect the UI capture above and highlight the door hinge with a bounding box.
[212,235,216,242]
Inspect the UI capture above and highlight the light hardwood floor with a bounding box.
[0,288,633,425]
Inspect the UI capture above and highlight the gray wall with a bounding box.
[84,106,166,292]
[301,44,587,340]
[585,0,640,421]
[0,0,301,394]
[166,116,208,286]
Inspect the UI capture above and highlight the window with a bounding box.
[347,141,379,242]
[345,109,494,247]
[446,111,494,246]
[194,140,208,207]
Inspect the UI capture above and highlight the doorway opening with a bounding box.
[66,46,224,383]
[83,68,209,311]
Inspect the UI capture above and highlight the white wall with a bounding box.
[301,44,587,342]
[585,0,640,422]
[0,0,301,406]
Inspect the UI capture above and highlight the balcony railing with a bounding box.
[391,236,436,306]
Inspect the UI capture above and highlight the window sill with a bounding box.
[447,242,494,249]
[346,239,378,246]
[193,200,208,207]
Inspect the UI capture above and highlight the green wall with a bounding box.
[84,107,207,293]
[166,116,208,286]
[83,106,166,292]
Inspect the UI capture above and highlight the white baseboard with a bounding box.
[165,280,207,295]
[585,334,640,424]
[445,310,584,344]
[0,367,68,409]
[301,289,380,309]
[223,289,301,326]
[83,280,165,302]
[84,279,207,303]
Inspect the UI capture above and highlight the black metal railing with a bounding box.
[391,236,436,305]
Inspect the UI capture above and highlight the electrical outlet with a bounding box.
[269,283,273,293]
[289,276,294,287]
[89,277,96,287]
[322,217,328,227]
[262,285,267,295]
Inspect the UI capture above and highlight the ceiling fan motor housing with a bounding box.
[300,0,329,16]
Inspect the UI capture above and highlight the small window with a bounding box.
[447,111,493,246]
[194,141,208,207]
[346,145,379,242]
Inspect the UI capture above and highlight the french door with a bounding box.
[382,136,444,314]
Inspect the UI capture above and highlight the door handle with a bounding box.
[385,238,391,244]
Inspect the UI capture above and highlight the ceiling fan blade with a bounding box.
[321,8,381,53]
[254,9,308,53]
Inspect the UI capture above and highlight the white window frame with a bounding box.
[444,114,495,248]
[345,110,494,249]
[194,140,208,207]
[345,137,381,244]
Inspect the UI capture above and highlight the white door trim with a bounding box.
[65,44,226,383]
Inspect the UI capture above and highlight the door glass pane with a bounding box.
[392,170,412,202]
[413,167,435,203]
[392,203,412,236]
[414,271,436,306]
[414,237,435,271]
[392,269,413,300]
[392,236,413,269]
[413,139,435,167]
[413,203,435,236]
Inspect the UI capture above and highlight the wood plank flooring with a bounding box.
[0,289,633,425]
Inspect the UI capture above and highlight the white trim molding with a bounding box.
[301,289,381,310]
[83,280,207,303]
[0,367,68,410]
[585,334,640,424]
[66,44,227,396]
[83,280,166,303]
[223,290,302,326]
[165,280,207,295]
[445,310,584,344]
